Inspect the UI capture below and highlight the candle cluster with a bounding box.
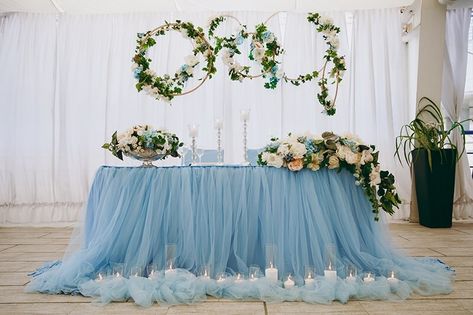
[186,109,250,165]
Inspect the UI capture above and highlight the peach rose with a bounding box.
[287,158,304,172]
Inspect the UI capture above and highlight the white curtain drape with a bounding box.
[349,9,411,219]
[0,9,411,225]
[441,8,473,219]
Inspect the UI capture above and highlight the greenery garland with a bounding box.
[132,13,346,115]
[207,16,284,89]
[132,20,216,102]
[282,13,346,115]
[207,13,345,115]
[257,132,401,221]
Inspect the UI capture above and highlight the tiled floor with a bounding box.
[0,223,472,314]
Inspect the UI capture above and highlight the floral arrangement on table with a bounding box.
[132,20,216,103]
[102,125,183,163]
[257,132,401,221]
[131,13,345,115]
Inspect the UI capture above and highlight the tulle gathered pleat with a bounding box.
[26,166,454,305]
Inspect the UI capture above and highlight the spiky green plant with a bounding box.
[395,97,470,169]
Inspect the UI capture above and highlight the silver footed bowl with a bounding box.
[124,149,166,167]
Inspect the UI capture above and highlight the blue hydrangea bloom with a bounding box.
[235,34,244,45]
[262,31,272,41]
[133,66,143,79]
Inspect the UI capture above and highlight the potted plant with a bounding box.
[395,97,469,228]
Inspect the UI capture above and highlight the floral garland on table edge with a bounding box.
[207,13,346,115]
[257,132,401,221]
[132,20,216,103]
[102,125,183,160]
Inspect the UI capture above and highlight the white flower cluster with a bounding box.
[260,134,308,170]
[222,50,245,81]
[116,125,172,155]
[319,15,340,49]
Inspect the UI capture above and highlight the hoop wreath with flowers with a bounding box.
[132,13,345,115]
[207,13,345,115]
[207,15,284,89]
[132,20,216,102]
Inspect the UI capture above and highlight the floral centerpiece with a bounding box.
[257,132,401,221]
[102,125,183,167]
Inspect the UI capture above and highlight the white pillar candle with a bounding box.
[324,263,337,281]
[305,272,315,285]
[346,271,357,283]
[284,276,295,289]
[363,273,375,283]
[240,109,250,121]
[165,263,176,275]
[304,278,315,285]
[95,273,104,282]
[214,118,223,129]
[387,271,399,285]
[235,273,243,283]
[188,124,199,137]
[265,264,278,282]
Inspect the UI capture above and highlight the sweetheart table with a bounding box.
[27,165,454,305]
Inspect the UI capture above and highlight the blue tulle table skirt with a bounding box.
[26,166,454,306]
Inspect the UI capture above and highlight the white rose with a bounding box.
[131,63,139,71]
[328,36,339,49]
[290,142,307,159]
[319,16,334,26]
[180,28,189,39]
[266,153,284,168]
[185,55,199,67]
[253,48,265,61]
[277,144,290,156]
[222,50,235,66]
[335,144,351,160]
[231,63,243,72]
[144,68,156,76]
[185,66,194,76]
[345,151,361,165]
[261,151,271,163]
[369,165,381,187]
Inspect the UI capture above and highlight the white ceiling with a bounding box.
[0,0,419,14]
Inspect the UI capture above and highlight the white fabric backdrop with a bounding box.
[441,8,473,219]
[0,9,412,225]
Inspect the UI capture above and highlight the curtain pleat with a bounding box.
[0,10,412,224]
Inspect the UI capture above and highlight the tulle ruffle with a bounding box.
[26,166,455,306]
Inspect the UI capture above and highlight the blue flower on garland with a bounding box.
[133,66,143,79]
